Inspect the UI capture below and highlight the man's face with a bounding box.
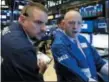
[64,14,82,38]
[23,9,48,40]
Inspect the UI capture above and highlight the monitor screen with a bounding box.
[79,7,85,17]
[85,5,96,17]
[79,4,103,17]
[1,10,7,20]
[1,15,7,19]
[92,34,108,49]
[94,18,107,33]
[48,15,54,20]
[98,20,107,28]
[55,14,62,18]
[18,5,24,10]
[81,20,94,33]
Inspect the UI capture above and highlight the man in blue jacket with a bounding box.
[1,2,48,82]
[51,10,108,82]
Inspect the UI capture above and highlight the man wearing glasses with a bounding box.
[1,2,48,81]
[51,10,108,82]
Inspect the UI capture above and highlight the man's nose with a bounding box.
[73,23,79,29]
[73,25,77,30]
[41,25,46,32]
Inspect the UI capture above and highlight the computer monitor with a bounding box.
[18,5,24,10]
[1,15,7,19]
[81,20,94,33]
[94,18,107,33]
[55,14,62,18]
[1,10,7,20]
[85,5,96,17]
[79,4,103,17]
[1,14,7,26]
[92,34,108,49]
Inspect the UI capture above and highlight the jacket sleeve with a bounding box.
[51,44,89,82]
[89,45,106,72]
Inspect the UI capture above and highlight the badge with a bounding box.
[80,43,88,48]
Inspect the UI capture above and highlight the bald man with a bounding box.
[51,10,108,82]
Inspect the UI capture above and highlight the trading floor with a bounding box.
[1,0,109,82]
[44,59,57,81]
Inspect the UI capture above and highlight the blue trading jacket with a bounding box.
[51,30,106,82]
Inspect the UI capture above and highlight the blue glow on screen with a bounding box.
[81,20,94,33]
[79,4,103,17]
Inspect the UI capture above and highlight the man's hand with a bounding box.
[38,59,48,74]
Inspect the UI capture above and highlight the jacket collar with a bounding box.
[58,31,87,61]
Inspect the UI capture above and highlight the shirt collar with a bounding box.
[67,36,75,42]
[57,28,78,43]
[57,28,65,33]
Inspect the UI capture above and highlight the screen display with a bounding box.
[18,5,24,10]
[85,6,96,17]
[94,18,107,33]
[1,10,7,20]
[98,21,107,29]
[48,15,54,20]
[55,14,62,18]
[81,20,94,33]
[92,34,108,49]
[79,4,103,17]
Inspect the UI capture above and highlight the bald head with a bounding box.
[63,10,83,38]
[64,10,82,20]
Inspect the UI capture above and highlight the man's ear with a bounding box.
[61,20,65,30]
[61,20,64,25]
[18,15,26,23]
